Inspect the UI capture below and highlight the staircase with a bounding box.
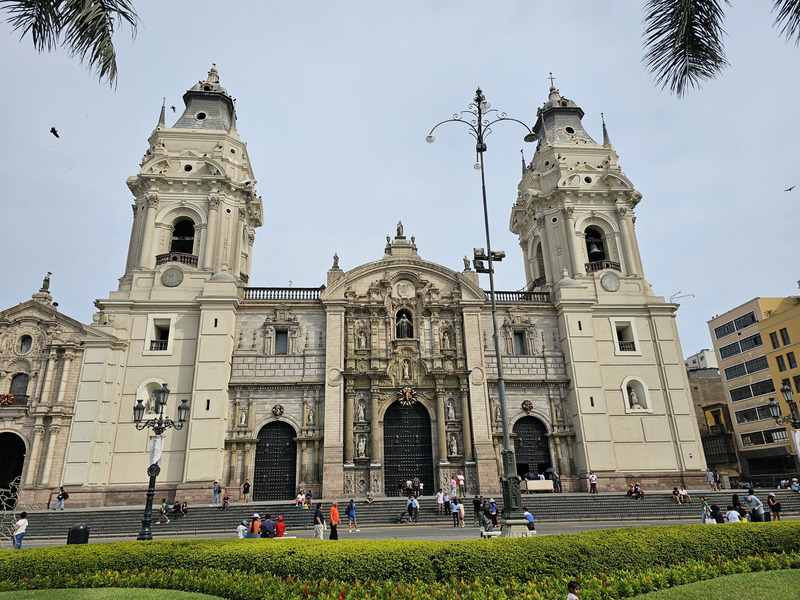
[16,490,799,540]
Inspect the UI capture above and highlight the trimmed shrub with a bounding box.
[1,522,798,583]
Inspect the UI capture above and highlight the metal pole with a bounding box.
[137,464,160,541]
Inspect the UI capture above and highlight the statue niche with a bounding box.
[396,310,413,339]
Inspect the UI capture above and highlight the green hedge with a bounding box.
[2,522,799,583]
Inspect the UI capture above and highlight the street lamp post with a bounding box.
[769,384,800,430]
[132,383,189,541]
[427,88,536,536]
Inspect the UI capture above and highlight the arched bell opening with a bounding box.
[170,219,196,254]
[585,227,606,263]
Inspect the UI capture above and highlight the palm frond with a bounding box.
[642,0,730,97]
[0,0,139,87]
[773,0,800,44]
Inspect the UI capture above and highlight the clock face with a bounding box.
[601,272,620,292]
[161,267,184,288]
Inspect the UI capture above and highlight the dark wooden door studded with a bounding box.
[383,401,434,495]
[253,422,297,501]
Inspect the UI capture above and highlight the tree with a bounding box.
[643,0,800,97]
[1,0,139,87]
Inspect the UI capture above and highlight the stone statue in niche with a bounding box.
[554,403,563,422]
[628,387,643,409]
[356,435,367,458]
[356,400,365,422]
[357,329,367,349]
[307,406,314,425]
[494,402,502,423]
[397,314,413,338]
[239,407,248,426]
[442,330,451,349]
[446,399,455,421]
[449,434,459,456]
[402,360,410,379]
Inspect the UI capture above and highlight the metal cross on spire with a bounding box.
[548,72,556,87]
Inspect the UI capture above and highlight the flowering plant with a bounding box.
[0,394,13,406]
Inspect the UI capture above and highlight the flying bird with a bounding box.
[170,106,176,113]
[785,186,795,192]
[49,127,59,138]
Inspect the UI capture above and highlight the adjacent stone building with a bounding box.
[2,69,706,506]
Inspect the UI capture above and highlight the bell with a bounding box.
[587,240,603,260]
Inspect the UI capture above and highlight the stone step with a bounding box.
[18,490,798,540]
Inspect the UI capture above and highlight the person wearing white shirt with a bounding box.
[726,506,741,523]
[236,519,248,538]
[436,489,444,514]
[13,512,28,549]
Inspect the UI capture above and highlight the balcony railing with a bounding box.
[490,291,551,303]
[149,340,169,351]
[585,260,621,273]
[618,341,637,352]
[155,252,198,267]
[243,287,324,301]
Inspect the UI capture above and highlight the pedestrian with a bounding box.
[156,498,170,524]
[443,491,451,515]
[488,497,499,527]
[247,513,261,538]
[54,486,68,510]
[12,512,28,549]
[242,479,251,504]
[700,496,712,523]
[313,503,324,539]
[211,481,221,506]
[347,499,360,531]
[457,498,465,527]
[472,495,482,526]
[221,491,230,509]
[436,489,444,514]
[275,515,286,537]
[522,506,536,531]
[398,480,404,497]
[768,492,782,521]
[329,501,340,540]
[451,497,460,527]
[743,492,765,522]
[725,505,741,523]
[713,470,721,491]
[589,471,598,494]
[260,514,276,538]
[552,471,561,493]
[457,471,466,496]
[706,468,715,491]
[567,580,581,600]
[450,476,457,498]
[236,519,248,538]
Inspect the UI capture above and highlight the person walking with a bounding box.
[347,499,360,532]
[589,471,598,494]
[211,481,221,506]
[242,479,251,504]
[768,492,782,521]
[313,504,324,539]
[457,471,466,496]
[53,487,69,510]
[328,501,340,540]
[436,489,444,514]
[12,512,28,549]
[451,497,460,527]
[472,495,482,526]
[156,498,170,524]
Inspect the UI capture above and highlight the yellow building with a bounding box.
[759,296,800,457]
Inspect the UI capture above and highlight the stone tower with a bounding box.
[510,84,705,490]
[61,67,263,501]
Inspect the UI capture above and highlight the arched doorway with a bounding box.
[513,416,552,478]
[383,401,434,495]
[253,422,297,501]
[0,433,25,509]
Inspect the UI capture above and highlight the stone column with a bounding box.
[53,352,72,406]
[435,381,447,463]
[138,192,159,269]
[234,208,245,277]
[234,444,244,485]
[616,203,638,276]
[370,385,381,465]
[344,384,354,463]
[460,382,474,461]
[300,441,308,483]
[563,206,584,277]
[24,425,45,486]
[203,194,220,270]
[125,203,140,273]
[37,351,57,406]
[39,425,60,486]
[242,445,252,483]
[536,216,553,283]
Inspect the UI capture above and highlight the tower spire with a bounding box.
[601,112,612,148]
[158,97,166,128]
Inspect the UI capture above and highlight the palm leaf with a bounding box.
[0,0,139,87]
[773,0,800,44]
[642,0,730,97]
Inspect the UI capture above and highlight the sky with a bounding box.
[1,1,798,357]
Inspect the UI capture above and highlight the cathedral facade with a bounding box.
[1,69,705,507]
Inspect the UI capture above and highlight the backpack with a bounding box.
[63,492,70,500]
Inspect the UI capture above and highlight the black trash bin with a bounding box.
[67,523,89,544]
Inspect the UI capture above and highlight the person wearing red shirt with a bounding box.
[275,515,286,537]
[328,501,340,540]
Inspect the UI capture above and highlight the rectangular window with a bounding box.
[611,319,638,353]
[764,428,789,444]
[741,431,765,447]
[780,328,791,345]
[714,321,736,340]
[275,330,288,354]
[730,385,753,402]
[788,352,797,369]
[740,333,763,352]
[793,375,800,394]
[770,332,780,349]
[735,407,759,424]
[751,379,776,396]
[724,363,747,380]
[744,356,768,374]
[513,331,526,355]
[719,341,740,359]
[150,319,171,351]
[777,355,787,372]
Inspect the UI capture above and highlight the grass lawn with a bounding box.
[633,568,800,599]
[0,590,222,599]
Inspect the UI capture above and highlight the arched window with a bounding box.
[396,310,414,338]
[170,219,195,254]
[9,374,29,397]
[18,336,32,354]
[585,227,606,262]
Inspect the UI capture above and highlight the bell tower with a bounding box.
[510,84,705,490]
